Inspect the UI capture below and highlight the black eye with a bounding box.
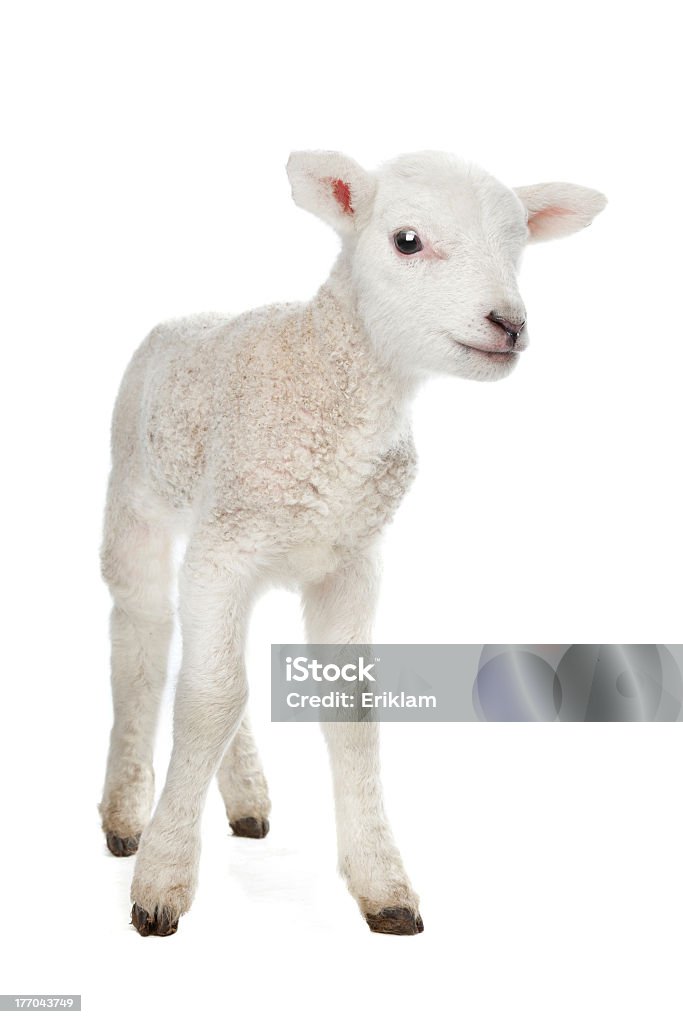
[393,229,423,255]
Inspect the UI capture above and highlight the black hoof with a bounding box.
[131,903,179,937]
[230,816,270,839]
[365,907,424,935]
[106,831,140,857]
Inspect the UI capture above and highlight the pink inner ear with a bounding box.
[330,178,353,215]
[528,204,572,233]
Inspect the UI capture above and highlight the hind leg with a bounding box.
[130,528,256,935]
[217,713,271,839]
[99,493,175,856]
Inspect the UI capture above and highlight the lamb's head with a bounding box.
[287,150,606,382]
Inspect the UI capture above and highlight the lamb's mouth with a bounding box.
[453,340,519,362]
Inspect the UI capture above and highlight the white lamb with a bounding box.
[99,149,606,936]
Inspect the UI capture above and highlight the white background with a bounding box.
[1,1,682,1021]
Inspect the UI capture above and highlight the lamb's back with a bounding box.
[111,303,302,512]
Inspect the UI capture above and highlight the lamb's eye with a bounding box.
[393,229,423,255]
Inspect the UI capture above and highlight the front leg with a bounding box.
[302,546,423,935]
[130,537,255,936]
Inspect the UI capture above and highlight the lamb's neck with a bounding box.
[309,253,420,437]
[319,251,361,325]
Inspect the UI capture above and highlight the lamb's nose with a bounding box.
[487,311,526,345]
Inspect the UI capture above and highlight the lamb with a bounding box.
[99,149,606,936]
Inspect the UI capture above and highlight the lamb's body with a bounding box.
[110,281,415,579]
[101,272,423,937]
[100,149,605,937]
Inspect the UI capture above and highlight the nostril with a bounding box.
[487,311,526,343]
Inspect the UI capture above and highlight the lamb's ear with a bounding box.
[514,182,607,243]
[286,151,376,234]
